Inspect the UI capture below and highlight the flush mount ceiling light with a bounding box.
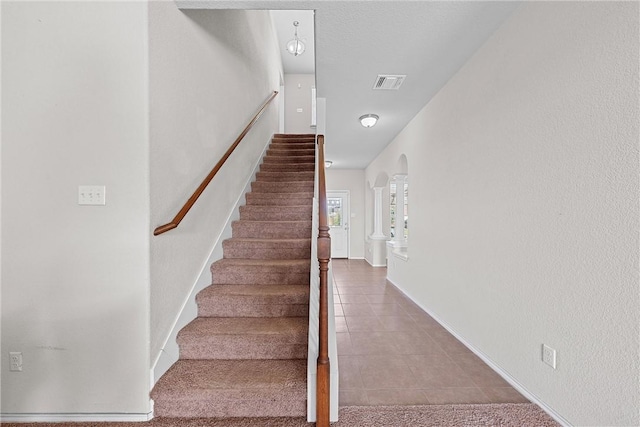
[286,21,305,56]
[359,114,379,128]
[324,161,333,168]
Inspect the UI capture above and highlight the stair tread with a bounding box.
[266,151,315,156]
[196,285,309,318]
[224,237,311,244]
[263,157,315,163]
[260,161,316,167]
[233,219,311,224]
[199,284,310,298]
[239,205,312,222]
[256,171,315,177]
[251,182,314,192]
[264,155,315,159]
[231,220,311,239]
[252,183,314,187]
[266,148,315,152]
[212,258,310,267]
[259,166,315,172]
[241,205,311,210]
[213,257,310,285]
[260,162,315,166]
[180,316,308,336]
[152,359,306,394]
[177,318,308,360]
[268,146,315,150]
[247,192,313,198]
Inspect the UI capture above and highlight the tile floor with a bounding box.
[332,259,529,406]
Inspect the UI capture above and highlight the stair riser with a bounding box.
[255,171,315,182]
[197,299,309,317]
[271,140,315,144]
[263,156,316,164]
[274,134,315,138]
[211,261,310,273]
[212,270,310,285]
[273,136,315,142]
[266,149,315,157]
[178,338,307,360]
[251,181,314,193]
[232,221,311,239]
[223,246,311,260]
[196,285,310,315]
[239,207,312,222]
[269,142,315,150]
[153,397,306,418]
[245,195,313,206]
[239,212,310,222]
[260,163,315,172]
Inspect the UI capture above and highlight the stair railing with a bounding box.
[316,135,331,427]
[153,91,279,236]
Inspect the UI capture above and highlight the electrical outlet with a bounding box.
[9,352,22,372]
[78,185,106,206]
[542,344,556,369]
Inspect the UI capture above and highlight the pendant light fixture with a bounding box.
[286,21,305,56]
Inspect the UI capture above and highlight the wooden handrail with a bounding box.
[154,91,278,236]
[316,135,331,427]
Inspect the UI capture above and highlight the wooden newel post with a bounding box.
[316,135,331,427]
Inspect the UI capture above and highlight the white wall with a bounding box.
[284,74,315,134]
[325,169,365,259]
[1,1,150,416]
[365,2,639,426]
[149,5,282,364]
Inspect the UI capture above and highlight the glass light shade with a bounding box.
[286,39,305,56]
[359,114,379,128]
[324,161,333,168]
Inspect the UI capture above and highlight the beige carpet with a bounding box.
[3,403,559,426]
[151,134,315,419]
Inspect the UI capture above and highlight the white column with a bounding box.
[371,186,386,238]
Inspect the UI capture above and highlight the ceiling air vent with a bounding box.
[373,74,406,90]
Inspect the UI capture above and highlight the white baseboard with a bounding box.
[1,412,153,423]
[385,277,572,427]
[365,259,386,267]
[151,138,272,385]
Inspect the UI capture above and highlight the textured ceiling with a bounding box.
[177,1,521,169]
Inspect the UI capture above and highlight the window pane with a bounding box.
[390,183,397,238]
[328,198,342,226]
[404,183,409,239]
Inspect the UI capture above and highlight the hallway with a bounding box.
[333,259,529,406]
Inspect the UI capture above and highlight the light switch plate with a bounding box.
[79,186,106,205]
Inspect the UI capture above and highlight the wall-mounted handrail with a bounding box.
[316,134,331,427]
[153,91,279,236]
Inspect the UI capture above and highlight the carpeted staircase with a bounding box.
[151,134,316,419]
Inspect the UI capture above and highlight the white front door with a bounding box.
[327,191,349,258]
